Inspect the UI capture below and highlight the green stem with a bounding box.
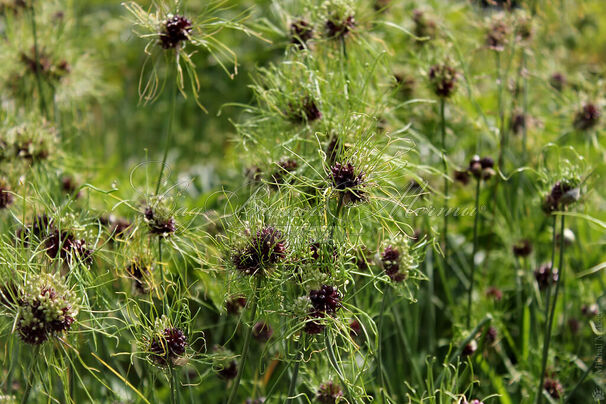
[522,51,529,160]
[169,366,177,404]
[466,178,481,328]
[285,335,305,404]
[440,98,449,267]
[496,51,506,172]
[155,64,178,195]
[225,277,261,404]
[536,215,559,404]
[29,4,48,118]
[377,286,390,403]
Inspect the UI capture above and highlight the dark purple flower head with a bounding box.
[287,96,322,123]
[45,230,92,265]
[462,339,478,357]
[486,17,510,51]
[270,159,298,186]
[330,162,367,204]
[412,9,436,41]
[149,327,187,367]
[544,378,563,399]
[468,155,495,180]
[290,19,314,49]
[542,180,579,214]
[17,275,77,345]
[325,15,355,39]
[0,182,14,209]
[381,245,400,276]
[485,286,503,301]
[304,311,326,335]
[581,303,599,318]
[428,63,458,98]
[549,72,566,91]
[349,319,362,338]
[573,102,600,131]
[511,111,527,135]
[512,239,532,257]
[218,360,238,380]
[252,321,273,343]
[233,227,286,276]
[144,206,176,237]
[454,170,471,185]
[309,241,338,262]
[534,263,558,290]
[486,326,498,344]
[316,381,343,404]
[160,15,192,49]
[225,296,247,315]
[309,285,341,314]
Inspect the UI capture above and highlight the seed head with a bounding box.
[303,310,326,335]
[17,274,78,345]
[428,63,458,98]
[290,19,314,49]
[287,96,322,123]
[270,159,298,187]
[144,206,176,237]
[549,72,566,91]
[309,285,341,314]
[468,155,495,180]
[462,339,478,357]
[149,327,187,367]
[573,102,600,131]
[543,378,563,399]
[252,321,273,343]
[512,239,532,257]
[232,227,287,276]
[160,15,193,49]
[486,15,510,51]
[412,9,436,41]
[0,181,14,209]
[218,360,238,380]
[325,15,355,39]
[330,162,367,204]
[511,111,527,135]
[316,381,343,404]
[225,296,247,315]
[534,263,558,290]
[454,170,471,185]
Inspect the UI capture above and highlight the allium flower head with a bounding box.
[412,9,436,41]
[287,96,322,123]
[462,339,478,357]
[232,226,286,276]
[543,378,563,399]
[149,326,187,367]
[123,0,255,108]
[0,180,14,209]
[316,381,343,404]
[252,321,273,342]
[270,159,298,186]
[309,284,341,314]
[486,14,510,51]
[534,263,558,290]
[542,179,580,213]
[512,239,532,257]
[159,15,192,49]
[321,0,356,39]
[573,102,600,131]
[428,62,458,98]
[330,162,367,204]
[290,19,314,49]
[225,295,247,315]
[144,203,176,237]
[16,273,78,345]
[549,72,566,91]
[468,155,495,180]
